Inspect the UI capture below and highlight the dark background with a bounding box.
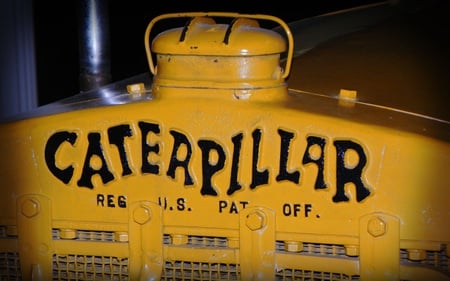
[33,1,381,106]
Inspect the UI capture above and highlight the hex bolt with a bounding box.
[21,199,39,218]
[133,205,151,225]
[367,216,386,237]
[245,210,266,231]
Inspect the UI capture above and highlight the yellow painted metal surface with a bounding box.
[0,11,449,281]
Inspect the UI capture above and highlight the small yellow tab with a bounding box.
[345,244,360,256]
[59,228,77,239]
[407,249,426,261]
[338,89,357,107]
[114,231,129,242]
[171,234,188,245]
[339,89,357,101]
[284,241,303,252]
[127,83,146,95]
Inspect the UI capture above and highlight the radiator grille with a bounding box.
[162,261,240,280]
[400,248,449,274]
[53,229,116,242]
[1,227,449,280]
[52,255,129,281]
[0,252,21,281]
[0,227,6,239]
[276,241,350,258]
[275,269,359,281]
[0,226,16,240]
[275,241,359,280]
[164,234,229,248]
[187,236,228,248]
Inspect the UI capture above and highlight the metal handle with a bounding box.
[144,12,294,79]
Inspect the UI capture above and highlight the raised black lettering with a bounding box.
[305,204,312,217]
[107,194,115,207]
[250,129,269,189]
[177,198,186,211]
[282,203,291,216]
[139,121,160,175]
[77,132,114,188]
[108,124,133,176]
[97,194,105,206]
[219,200,227,213]
[45,131,77,184]
[118,195,127,208]
[276,129,300,184]
[198,140,226,196]
[166,130,194,185]
[303,136,327,189]
[227,133,243,195]
[229,201,239,214]
[333,140,371,202]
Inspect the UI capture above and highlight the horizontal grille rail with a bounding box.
[53,229,122,242]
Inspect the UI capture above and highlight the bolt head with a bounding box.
[367,217,386,237]
[246,211,266,231]
[21,199,39,218]
[133,206,151,224]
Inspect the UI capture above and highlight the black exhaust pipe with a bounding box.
[78,0,111,91]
